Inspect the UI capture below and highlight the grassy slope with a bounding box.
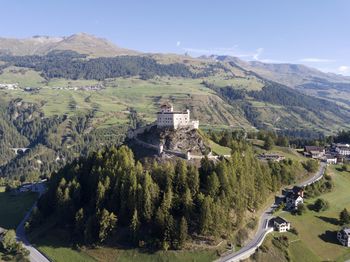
[0,191,37,229]
[255,232,319,262]
[277,166,350,261]
[30,227,218,262]
[0,75,253,130]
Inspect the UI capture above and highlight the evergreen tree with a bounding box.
[98,209,117,243]
[340,208,350,225]
[178,216,188,248]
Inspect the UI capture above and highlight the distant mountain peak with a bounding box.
[0,33,138,57]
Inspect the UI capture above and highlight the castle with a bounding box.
[157,103,199,129]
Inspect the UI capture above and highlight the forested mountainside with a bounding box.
[1,36,350,179]
[0,97,128,179]
[29,142,308,250]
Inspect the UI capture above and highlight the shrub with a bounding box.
[289,227,299,235]
[296,203,306,216]
[314,198,330,212]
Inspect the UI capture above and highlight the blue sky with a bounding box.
[1,0,349,75]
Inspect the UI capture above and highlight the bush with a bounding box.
[303,159,318,173]
[342,164,350,172]
[314,198,329,212]
[296,203,306,216]
[339,208,350,225]
[289,227,299,235]
[235,228,249,247]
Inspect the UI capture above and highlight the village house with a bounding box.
[157,103,199,130]
[285,186,304,210]
[333,143,350,156]
[273,216,291,232]
[304,146,325,159]
[337,228,350,247]
[324,154,338,165]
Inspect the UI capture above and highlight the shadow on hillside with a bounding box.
[316,216,339,225]
[319,230,339,245]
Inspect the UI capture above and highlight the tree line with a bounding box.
[0,51,202,80]
[29,141,310,250]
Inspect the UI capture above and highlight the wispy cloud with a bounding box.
[299,58,336,63]
[338,65,350,75]
[176,41,181,47]
[181,46,263,60]
[253,48,263,60]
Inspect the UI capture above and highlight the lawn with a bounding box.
[31,227,218,262]
[208,140,231,156]
[0,191,38,229]
[278,166,350,261]
[258,232,319,262]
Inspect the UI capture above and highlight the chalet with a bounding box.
[334,143,350,156]
[304,146,325,159]
[337,228,350,247]
[273,217,291,232]
[285,186,304,210]
[324,154,337,165]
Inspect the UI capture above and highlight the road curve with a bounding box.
[218,162,327,262]
[16,183,50,262]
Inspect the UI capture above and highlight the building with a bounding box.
[156,103,199,129]
[337,228,350,247]
[334,143,350,156]
[324,154,338,165]
[285,186,304,210]
[304,146,325,159]
[273,217,291,232]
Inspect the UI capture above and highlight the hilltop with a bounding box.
[0,33,138,57]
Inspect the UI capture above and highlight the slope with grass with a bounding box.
[275,166,350,261]
[0,191,38,229]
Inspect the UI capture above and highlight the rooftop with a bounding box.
[274,216,289,224]
[342,228,350,235]
[305,146,324,152]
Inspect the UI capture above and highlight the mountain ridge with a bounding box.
[0,33,138,57]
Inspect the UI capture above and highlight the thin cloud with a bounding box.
[338,65,350,75]
[299,58,336,63]
[176,41,181,47]
[182,46,263,60]
[253,48,263,60]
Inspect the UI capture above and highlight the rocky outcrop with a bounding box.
[136,125,210,155]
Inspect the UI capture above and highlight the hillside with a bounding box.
[0,33,138,57]
[213,55,350,108]
[1,33,350,179]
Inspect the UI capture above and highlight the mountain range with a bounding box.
[1,32,350,178]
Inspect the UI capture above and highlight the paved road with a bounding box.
[16,182,50,262]
[218,162,327,262]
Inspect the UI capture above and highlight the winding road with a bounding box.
[218,162,327,262]
[16,182,50,262]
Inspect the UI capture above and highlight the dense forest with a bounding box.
[0,51,198,80]
[29,140,308,250]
